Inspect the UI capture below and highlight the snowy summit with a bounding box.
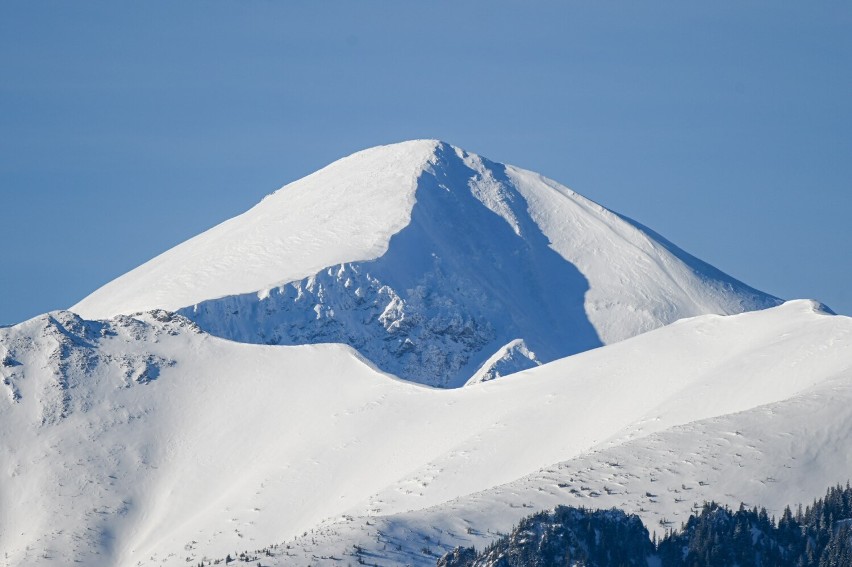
[72,140,779,387]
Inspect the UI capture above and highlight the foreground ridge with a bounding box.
[1,300,848,565]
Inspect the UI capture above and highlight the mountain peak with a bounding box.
[71,141,780,386]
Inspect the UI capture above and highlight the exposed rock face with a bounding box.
[0,311,189,422]
[181,262,498,387]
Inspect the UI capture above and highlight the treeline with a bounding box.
[438,483,852,567]
[438,506,652,567]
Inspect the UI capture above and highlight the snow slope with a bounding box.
[299,372,852,566]
[1,300,849,566]
[71,141,779,386]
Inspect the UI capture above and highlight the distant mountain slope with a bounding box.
[1,300,848,566]
[71,141,779,386]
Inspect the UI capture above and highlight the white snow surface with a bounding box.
[72,140,436,319]
[297,370,852,566]
[71,140,780,386]
[1,300,849,566]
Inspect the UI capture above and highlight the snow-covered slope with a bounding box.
[71,141,779,386]
[301,372,852,566]
[1,301,848,566]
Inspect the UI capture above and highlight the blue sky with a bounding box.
[1,2,850,325]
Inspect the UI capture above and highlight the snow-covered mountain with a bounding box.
[1,301,849,566]
[2,141,847,567]
[72,140,779,387]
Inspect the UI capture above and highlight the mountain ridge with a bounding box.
[1,300,848,566]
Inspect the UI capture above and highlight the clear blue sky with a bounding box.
[2,2,850,325]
